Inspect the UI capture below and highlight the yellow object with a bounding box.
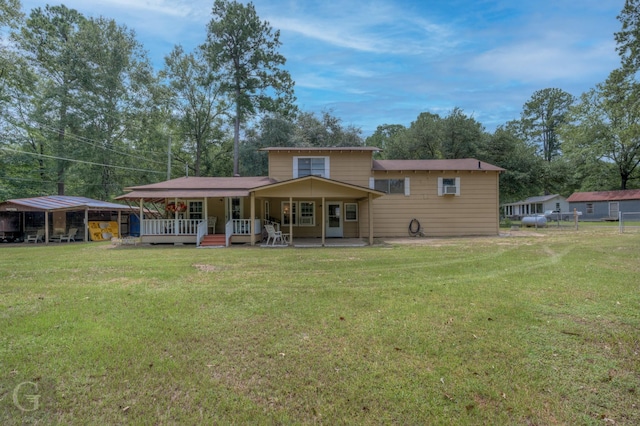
[88,221,119,241]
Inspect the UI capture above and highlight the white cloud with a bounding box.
[469,38,618,83]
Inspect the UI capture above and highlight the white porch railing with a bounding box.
[225,219,262,246]
[142,219,204,236]
[196,220,208,247]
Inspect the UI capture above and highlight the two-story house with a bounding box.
[116,147,504,246]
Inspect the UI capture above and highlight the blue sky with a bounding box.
[20,0,624,136]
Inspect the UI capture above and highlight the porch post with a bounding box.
[250,192,256,246]
[117,210,122,238]
[289,196,293,245]
[321,196,326,246]
[204,197,208,235]
[173,197,178,235]
[139,199,144,237]
[368,193,374,246]
[44,210,49,244]
[84,208,89,242]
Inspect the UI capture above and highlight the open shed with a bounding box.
[0,195,134,244]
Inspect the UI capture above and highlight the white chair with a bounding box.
[264,224,289,246]
[26,229,44,243]
[58,228,78,243]
[207,216,217,234]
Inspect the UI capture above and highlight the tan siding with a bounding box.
[268,151,372,185]
[206,199,226,233]
[368,171,500,237]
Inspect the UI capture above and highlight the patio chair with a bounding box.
[264,224,289,246]
[58,227,78,243]
[26,229,44,243]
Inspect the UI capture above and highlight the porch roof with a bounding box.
[116,176,277,201]
[252,175,385,200]
[1,195,132,212]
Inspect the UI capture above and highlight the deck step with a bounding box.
[199,234,226,247]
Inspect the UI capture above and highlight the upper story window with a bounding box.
[293,156,330,178]
[374,179,405,194]
[370,177,410,195]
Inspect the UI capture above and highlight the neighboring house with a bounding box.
[502,194,569,219]
[116,147,504,246]
[567,189,640,221]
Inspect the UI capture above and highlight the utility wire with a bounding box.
[0,146,165,174]
[33,122,167,165]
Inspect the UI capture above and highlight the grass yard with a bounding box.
[1,229,639,424]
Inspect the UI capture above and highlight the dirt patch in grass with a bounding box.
[382,231,546,246]
[193,263,219,272]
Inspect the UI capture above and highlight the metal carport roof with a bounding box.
[2,196,132,212]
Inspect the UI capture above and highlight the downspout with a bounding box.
[368,193,374,246]
[321,197,326,246]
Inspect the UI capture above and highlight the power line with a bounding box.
[0,146,165,174]
[33,122,167,166]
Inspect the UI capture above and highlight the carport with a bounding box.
[0,196,134,244]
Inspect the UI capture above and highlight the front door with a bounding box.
[326,202,343,238]
[609,201,619,219]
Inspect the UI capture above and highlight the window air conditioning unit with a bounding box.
[444,185,457,195]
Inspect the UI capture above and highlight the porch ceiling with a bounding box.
[252,176,385,199]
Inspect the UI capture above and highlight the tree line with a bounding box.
[1,0,639,204]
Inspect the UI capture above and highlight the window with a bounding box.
[282,201,316,226]
[282,202,296,225]
[264,201,270,220]
[374,179,405,194]
[294,156,330,178]
[586,203,594,214]
[345,203,358,221]
[438,177,460,196]
[299,202,315,226]
[188,201,203,219]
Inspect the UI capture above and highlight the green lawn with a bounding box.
[1,229,639,424]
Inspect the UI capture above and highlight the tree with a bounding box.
[13,5,89,195]
[0,0,22,28]
[384,112,442,159]
[561,69,640,190]
[72,16,164,199]
[202,0,296,176]
[0,0,23,96]
[7,6,167,199]
[479,125,544,202]
[162,45,227,177]
[521,88,575,162]
[615,0,640,71]
[440,107,484,159]
[365,124,405,152]
[292,111,363,147]
[382,108,483,160]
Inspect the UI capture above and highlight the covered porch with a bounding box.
[115,175,383,247]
